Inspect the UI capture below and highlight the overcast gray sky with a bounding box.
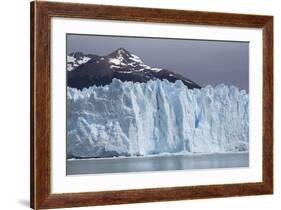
[67,34,249,92]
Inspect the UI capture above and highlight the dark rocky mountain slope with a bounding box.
[67,48,201,89]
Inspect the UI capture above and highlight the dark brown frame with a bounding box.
[30,1,273,209]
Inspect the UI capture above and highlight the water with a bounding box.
[66,153,249,175]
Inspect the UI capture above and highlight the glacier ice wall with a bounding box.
[67,79,249,158]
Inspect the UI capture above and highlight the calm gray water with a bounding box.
[66,153,249,175]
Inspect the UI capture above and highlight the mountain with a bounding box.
[67,52,99,71]
[67,79,249,158]
[67,48,201,89]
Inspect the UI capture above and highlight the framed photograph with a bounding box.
[30,1,273,209]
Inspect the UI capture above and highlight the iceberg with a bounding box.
[67,79,249,158]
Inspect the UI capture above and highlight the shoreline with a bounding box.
[67,151,249,161]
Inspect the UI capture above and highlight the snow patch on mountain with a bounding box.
[67,79,249,158]
[129,54,143,63]
[151,67,162,72]
[67,55,91,71]
[109,58,122,65]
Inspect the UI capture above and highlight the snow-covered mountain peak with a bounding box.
[69,51,84,59]
[116,47,128,55]
[109,48,129,57]
[67,48,201,89]
[67,52,98,71]
[107,48,143,65]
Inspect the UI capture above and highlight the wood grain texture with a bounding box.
[30,2,34,208]
[262,17,274,192]
[30,1,274,209]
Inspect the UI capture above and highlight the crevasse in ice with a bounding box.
[67,79,249,158]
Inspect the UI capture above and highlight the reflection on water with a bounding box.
[66,153,249,175]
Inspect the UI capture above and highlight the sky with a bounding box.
[67,34,249,92]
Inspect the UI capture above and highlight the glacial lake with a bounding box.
[66,153,249,175]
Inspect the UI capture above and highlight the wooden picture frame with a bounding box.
[30,1,273,209]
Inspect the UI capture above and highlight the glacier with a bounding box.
[67,79,249,158]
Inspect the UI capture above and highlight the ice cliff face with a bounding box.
[67,79,249,158]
